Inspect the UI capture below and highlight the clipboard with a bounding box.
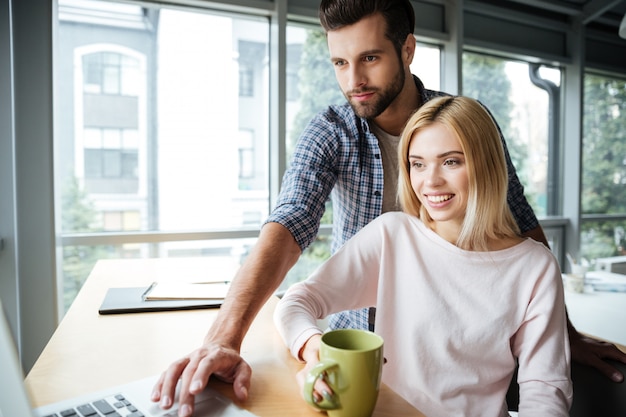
[98,286,224,315]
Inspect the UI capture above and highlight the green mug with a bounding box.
[303,329,384,417]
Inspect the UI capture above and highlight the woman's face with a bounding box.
[408,122,469,233]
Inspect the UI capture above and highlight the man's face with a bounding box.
[327,13,405,120]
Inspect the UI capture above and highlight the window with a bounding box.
[409,43,440,91]
[238,40,265,97]
[83,51,140,95]
[580,73,626,261]
[238,129,254,181]
[238,63,254,97]
[84,128,138,180]
[102,210,140,231]
[56,0,270,311]
[462,52,561,218]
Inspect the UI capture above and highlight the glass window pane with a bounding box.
[580,73,626,261]
[103,211,122,230]
[121,150,138,178]
[102,128,121,148]
[123,210,141,230]
[410,43,440,90]
[84,149,102,177]
[581,220,626,261]
[122,129,139,148]
[120,55,140,96]
[285,25,345,165]
[102,65,119,94]
[102,150,121,177]
[83,53,102,94]
[83,128,101,148]
[57,0,270,233]
[582,73,626,216]
[462,52,558,217]
[56,0,271,312]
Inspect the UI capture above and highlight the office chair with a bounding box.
[568,360,626,417]
[507,360,626,416]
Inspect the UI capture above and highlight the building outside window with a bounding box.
[56,0,270,311]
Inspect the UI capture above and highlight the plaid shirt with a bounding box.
[266,75,539,330]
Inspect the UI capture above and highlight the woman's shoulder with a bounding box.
[511,238,560,269]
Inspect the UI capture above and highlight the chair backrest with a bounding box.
[506,359,626,415]
[568,360,626,417]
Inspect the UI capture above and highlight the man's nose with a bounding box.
[347,64,366,90]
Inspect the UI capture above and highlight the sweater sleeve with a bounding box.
[274,215,388,359]
[513,258,573,416]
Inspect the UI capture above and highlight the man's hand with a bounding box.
[151,342,252,417]
[570,330,626,383]
[149,223,301,417]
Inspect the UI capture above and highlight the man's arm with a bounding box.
[520,224,549,247]
[151,222,301,417]
[521,224,626,383]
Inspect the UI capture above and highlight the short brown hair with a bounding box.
[319,0,415,55]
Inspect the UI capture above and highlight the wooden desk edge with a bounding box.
[24,258,425,417]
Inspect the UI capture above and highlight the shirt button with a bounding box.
[374,191,381,197]
[374,154,380,159]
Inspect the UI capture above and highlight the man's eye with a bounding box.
[364,56,376,62]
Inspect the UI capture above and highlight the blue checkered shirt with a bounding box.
[266,76,539,330]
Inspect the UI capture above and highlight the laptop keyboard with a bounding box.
[41,393,151,417]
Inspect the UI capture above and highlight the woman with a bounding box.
[274,96,572,416]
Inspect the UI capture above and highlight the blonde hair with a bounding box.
[397,96,520,251]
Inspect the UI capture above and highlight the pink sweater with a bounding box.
[274,212,572,417]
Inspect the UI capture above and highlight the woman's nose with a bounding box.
[425,167,444,186]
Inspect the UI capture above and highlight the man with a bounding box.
[152,1,626,416]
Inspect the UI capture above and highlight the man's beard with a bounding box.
[345,67,405,120]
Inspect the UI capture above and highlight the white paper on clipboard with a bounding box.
[143,281,231,300]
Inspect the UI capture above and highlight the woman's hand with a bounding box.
[296,334,335,404]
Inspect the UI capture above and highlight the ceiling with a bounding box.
[479,0,626,36]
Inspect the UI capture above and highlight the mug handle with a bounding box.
[303,360,340,410]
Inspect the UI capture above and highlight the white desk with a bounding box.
[564,275,626,346]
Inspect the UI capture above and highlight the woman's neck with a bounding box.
[430,221,523,251]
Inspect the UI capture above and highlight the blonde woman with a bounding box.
[274,96,572,416]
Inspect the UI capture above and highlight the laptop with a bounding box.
[0,300,256,417]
